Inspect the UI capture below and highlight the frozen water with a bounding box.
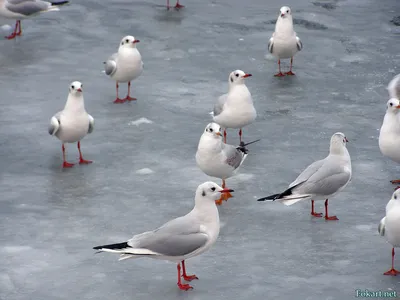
[0,0,400,299]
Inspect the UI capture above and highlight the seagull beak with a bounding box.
[77,88,82,92]
[133,40,140,44]
[281,13,285,17]
[220,188,234,193]
[216,132,222,136]
[396,105,400,109]
[345,137,349,142]
[242,73,252,78]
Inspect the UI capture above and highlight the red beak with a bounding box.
[242,73,252,78]
[345,137,349,142]
[77,88,82,92]
[220,188,234,193]
[281,13,285,17]
[133,40,140,43]
[396,105,400,109]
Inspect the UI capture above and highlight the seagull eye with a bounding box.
[395,195,397,200]
[71,85,74,89]
[287,10,289,13]
[126,39,129,43]
[210,128,213,132]
[235,73,239,77]
[390,102,393,107]
[211,187,216,191]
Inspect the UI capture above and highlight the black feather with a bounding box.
[257,193,280,201]
[50,1,69,6]
[257,181,306,202]
[93,242,130,250]
[236,139,261,154]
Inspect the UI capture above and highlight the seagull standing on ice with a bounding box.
[268,6,302,77]
[257,132,352,221]
[212,70,256,144]
[166,0,183,10]
[104,35,143,104]
[93,182,234,291]
[196,123,260,205]
[388,74,400,100]
[48,81,94,168]
[378,188,400,276]
[0,0,69,40]
[379,98,400,185]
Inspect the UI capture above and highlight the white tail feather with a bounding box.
[98,247,159,256]
[277,194,311,206]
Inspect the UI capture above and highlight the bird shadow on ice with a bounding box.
[153,8,186,24]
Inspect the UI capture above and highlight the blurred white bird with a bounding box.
[268,6,302,77]
[378,188,400,276]
[104,35,144,104]
[212,70,256,144]
[388,74,400,100]
[48,81,94,168]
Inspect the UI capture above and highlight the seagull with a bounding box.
[167,0,183,10]
[93,181,234,291]
[378,188,400,276]
[48,81,94,168]
[196,123,260,205]
[0,0,69,40]
[104,35,144,104]
[268,6,302,77]
[388,74,400,100]
[257,132,352,221]
[212,70,257,144]
[379,98,400,185]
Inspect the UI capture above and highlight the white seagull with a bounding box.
[257,132,352,221]
[212,70,256,144]
[93,181,233,291]
[379,98,400,185]
[48,81,94,168]
[388,74,400,100]
[0,0,69,40]
[104,35,144,104]
[196,123,260,205]
[268,6,302,77]
[378,188,400,276]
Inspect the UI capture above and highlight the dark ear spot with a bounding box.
[230,77,233,83]
[202,190,206,197]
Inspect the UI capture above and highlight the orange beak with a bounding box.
[216,132,222,136]
[242,73,252,78]
[133,40,140,44]
[220,188,234,193]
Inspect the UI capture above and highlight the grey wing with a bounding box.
[104,53,118,76]
[296,159,351,196]
[378,217,386,236]
[48,111,61,135]
[289,159,325,188]
[213,94,227,117]
[5,0,49,16]
[88,114,94,134]
[222,143,244,169]
[388,74,400,99]
[296,35,303,51]
[268,36,274,53]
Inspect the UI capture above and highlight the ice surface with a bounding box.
[0,0,400,299]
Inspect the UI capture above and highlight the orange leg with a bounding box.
[114,82,125,103]
[311,200,322,217]
[274,60,285,77]
[177,263,193,290]
[285,57,295,76]
[324,199,338,221]
[384,248,400,276]
[62,144,74,168]
[181,260,198,281]
[77,141,92,164]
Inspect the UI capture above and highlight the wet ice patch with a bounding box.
[232,173,254,182]
[136,168,154,175]
[128,118,153,126]
[341,54,369,63]
[355,224,375,231]
[1,246,32,253]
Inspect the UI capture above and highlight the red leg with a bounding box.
[16,20,22,36]
[324,199,338,221]
[311,200,322,217]
[177,263,193,291]
[239,128,242,144]
[113,82,125,103]
[62,144,75,168]
[77,141,92,164]
[274,60,285,77]
[123,81,137,101]
[384,248,400,276]
[5,21,18,40]
[181,260,198,281]
[216,180,233,205]
[285,57,295,76]
[223,129,227,144]
[174,0,184,9]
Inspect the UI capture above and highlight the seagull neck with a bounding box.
[198,135,222,152]
[192,200,219,223]
[275,18,294,36]
[64,95,85,113]
[329,143,346,156]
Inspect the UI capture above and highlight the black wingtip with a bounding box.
[257,193,279,201]
[51,1,69,6]
[93,242,129,250]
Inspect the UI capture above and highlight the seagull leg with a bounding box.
[311,200,322,217]
[177,263,193,290]
[77,141,93,164]
[123,81,137,101]
[223,129,227,144]
[62,144,75,168]
[174,0,184,9]
[239,128,242,144]
[285,57,295,76]
[274,60,285,77]
[384,248,400,276]
[181,260,198,281]
[113,82,125,103]
[324,199,338,221]
[16,20,22,36]
[5,21,18,40]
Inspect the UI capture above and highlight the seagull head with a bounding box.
[69,81,83,96]
[386,98,400,114]
[120,35,140,49]
[228,70,252,85]
[204,122,222,139]
[195,181,234,205]
[329,132,349,155]
[279,6,292,18]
